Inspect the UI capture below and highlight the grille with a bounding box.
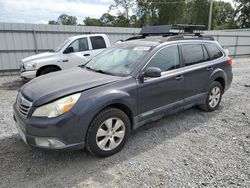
[16,93,32,117]
[20,63,25,72]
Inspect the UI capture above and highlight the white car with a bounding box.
[20,34,111,79]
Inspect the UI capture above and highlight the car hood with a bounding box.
[22,52,55,63]
[20,67,121,106]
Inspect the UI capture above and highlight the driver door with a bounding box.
[137,45,186,122]
[62,37,92,69]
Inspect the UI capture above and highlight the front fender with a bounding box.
[70,88,136,139]
[35,56,63,70]
[72,89,134,117]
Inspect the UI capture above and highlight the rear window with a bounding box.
[90,36,106,50]
[182,44,205,66]
[205,43,224,60]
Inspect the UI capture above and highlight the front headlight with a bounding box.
[32,93,81,118]
[25,62,37,70]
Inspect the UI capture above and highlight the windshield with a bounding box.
[53,38,71,52]
[85,44,152,76]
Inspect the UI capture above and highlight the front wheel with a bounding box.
[199,81,223,112]
[86,108,131,157]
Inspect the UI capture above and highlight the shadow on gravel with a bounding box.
[0,107,213,187]
[0,78,27,90]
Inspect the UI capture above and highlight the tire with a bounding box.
[39,67,60,76]
[86,108,131,157]
[199,81,223,112]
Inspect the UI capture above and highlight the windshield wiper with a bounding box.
[85,66,96,72]
[85,66,111,75]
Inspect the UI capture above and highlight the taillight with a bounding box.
[227,57,233,65]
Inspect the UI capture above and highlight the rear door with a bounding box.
[137,44,185,122]
[89,36,107,57]
[181,43,212,101]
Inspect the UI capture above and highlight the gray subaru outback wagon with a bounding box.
[13,25,233,157]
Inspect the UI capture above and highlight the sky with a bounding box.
[0,0,235,24]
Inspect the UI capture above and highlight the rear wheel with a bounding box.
[199,81,223,112]
[39,66,60,76]
[86,108,131,157]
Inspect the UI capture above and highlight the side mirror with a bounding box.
[64,46,74,54]
[143,67,162,78]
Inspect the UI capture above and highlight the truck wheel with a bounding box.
[199,81,223,112]
[39,67,60,76]
[86,108,131,157]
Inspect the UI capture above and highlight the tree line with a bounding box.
[48,0,250,29]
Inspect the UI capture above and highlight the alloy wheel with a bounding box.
[208,86,221,108]
[96,118,126,151]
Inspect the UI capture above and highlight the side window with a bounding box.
[68,38,89,52]
[202,45,210,61]
[78,38,89,51]
[145,45,180,72]
[90,36,106,50]
[182,44,204,66]
[205,43,224,60]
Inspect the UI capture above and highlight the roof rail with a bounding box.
[166,34,214,41]
[124,24,213,42]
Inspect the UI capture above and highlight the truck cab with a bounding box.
[20,34,110,79]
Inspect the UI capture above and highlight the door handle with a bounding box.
[206,66,213,71]
[175,75,183,81]
[62,59,69,62]
[83,54,90,57]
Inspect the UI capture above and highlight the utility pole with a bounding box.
[208,0,213,30]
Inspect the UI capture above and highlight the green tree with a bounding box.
[48,20,59,25]
[136,0,159,27]
[83,17,102,26]
[57,14,77,25]
[185,0,210,28]
[130,15,138,27]
[116,13,130,27]
[213,1,237,29]
[234,0,250,28]
[153,0,186,25]
[100,13,117,26]
[110,0,136,26]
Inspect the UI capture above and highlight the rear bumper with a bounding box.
[13,103,86,151]
[20,70,36,79]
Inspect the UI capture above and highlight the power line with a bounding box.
[138,0,186,4]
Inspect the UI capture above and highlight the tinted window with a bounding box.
[145,45,180,72]
[90,36,106,50]
[182,44,204,66]
[202,45,210,61]
[206,43,223,60]
[68,38,89,52]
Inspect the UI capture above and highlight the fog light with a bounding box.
[35,137,66,148]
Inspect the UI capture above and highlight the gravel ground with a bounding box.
[0,58,250,188]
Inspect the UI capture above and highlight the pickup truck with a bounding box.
[20,34,110,79]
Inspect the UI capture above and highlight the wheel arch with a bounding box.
[210,69,227,93]
[36,65,62,76]
[214,77,225,92]
[88,102,135,131]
